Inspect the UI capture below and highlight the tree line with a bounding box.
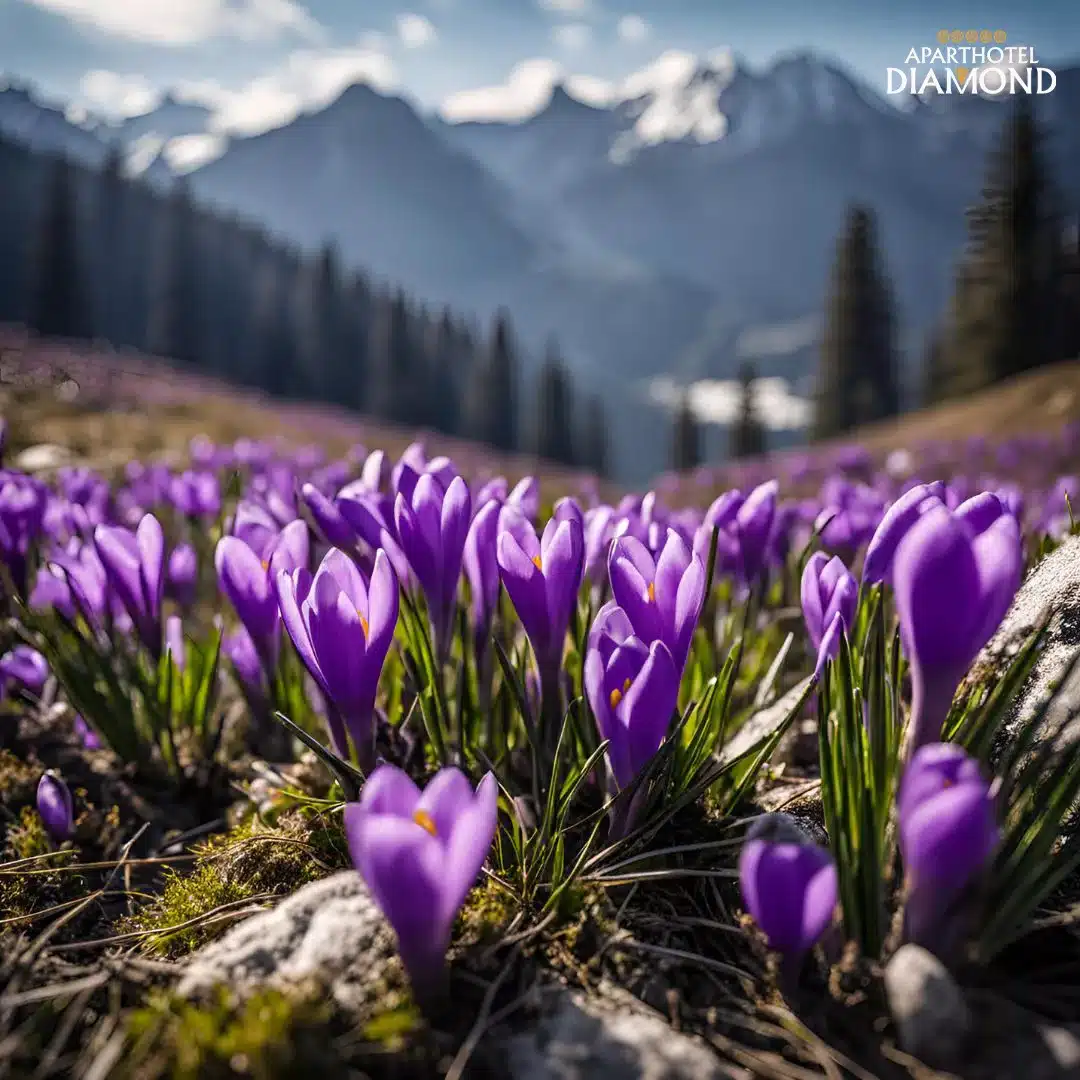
[671,96,1080,471]
[814,96,1080,441]
[0,135,609,475]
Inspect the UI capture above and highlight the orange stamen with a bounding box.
[413,809,437,836]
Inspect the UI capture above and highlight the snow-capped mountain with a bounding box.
[2,53,1079,481]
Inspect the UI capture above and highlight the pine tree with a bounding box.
[920,326,948,407]
[671,389,701,472]
[147,178,199,363]
[1059,218,1080,362]
[294,242,342,401]
[729,362,767,459]
[813,204,898,440]
[30,154,82,338]
[942,98,1062,396]
[368,290,414,424]
[535,341,575,464]
[582,394,609,478]
[465,309,519,451]
[92,142,125,344]
[422,309,461,435]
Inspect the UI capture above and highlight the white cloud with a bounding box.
[78,69,160,118]
[537,0,590,12]
[23,0,323,46]
[616,14,649,43]
[396,13,436,49]
[178,41,398,136]
[552,23,590,50]
[162,132,228,172]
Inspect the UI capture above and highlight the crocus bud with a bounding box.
[734,480,778,584]
[301,483,355,549]
[394,473,471,659]
[893,500,1022,753]
[897,743,999,955]
[37,771,74,842]
[94,513,166,658]
[861,482,946,586]
[584,602,679,808]
[167,542,198,609]
[739,813,838,970]
[800,553,857,665]
[74,714,102,750]
[344,765,497,1001]
[0,645,49,699]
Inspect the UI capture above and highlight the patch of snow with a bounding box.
[645,374,811,430]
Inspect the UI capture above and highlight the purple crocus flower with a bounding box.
[739,813,838,971]
[584,602,680,806]
[224,624,266,700]
[0,645,48,699]
[276,547,399,768]
[170,470,221,518]
[0,470,47,596]
[898,743,999,954]
[463,499,501,655]
[893,501,1022,754]
[861,482,947,586]
[301,483,355,549]
[167,543,198,609]
[734,480,778,584]
[215,519,309,673]
[165,614,186,670]
[344,765,497,996]
[497,512,585,679]
[394,473,471,658]
[800,553,857,665]
[93,514,166,657]
[74,714,102,750]
[607,529,705,675]
[37,771,74,842]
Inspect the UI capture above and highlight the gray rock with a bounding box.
[178,870,397,1013]
[501,984,730,1079]
[968,534,1080,751]
[884,944,971,1068]
[13,443,72,472]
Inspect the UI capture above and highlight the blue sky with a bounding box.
[2,0,1078,131]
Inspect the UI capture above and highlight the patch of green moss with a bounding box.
[455,875,518,946]
[122,809,350,958]
[0,748,41,807]
[123,985,340,1080]
[0,807,84,921]
[5,804,53,860]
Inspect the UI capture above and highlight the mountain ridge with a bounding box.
[3,52,1080,481]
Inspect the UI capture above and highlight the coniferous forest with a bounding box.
[0,134,609,476]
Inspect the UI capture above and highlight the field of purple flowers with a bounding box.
[6,384,1080,1077]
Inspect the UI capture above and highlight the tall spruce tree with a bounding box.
[31,154,81,338]
[942,98,1062,396]
[813,204,898,440]
[92,143,125,344]
[535,341,575,464]
[465,309,519,451]
[729,362,767,459]
[147,178,199,363]
[582,394,609,478]
[671,390,701,472]
[919,326,947,407]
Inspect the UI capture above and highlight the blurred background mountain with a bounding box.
[2,49,1080,482]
